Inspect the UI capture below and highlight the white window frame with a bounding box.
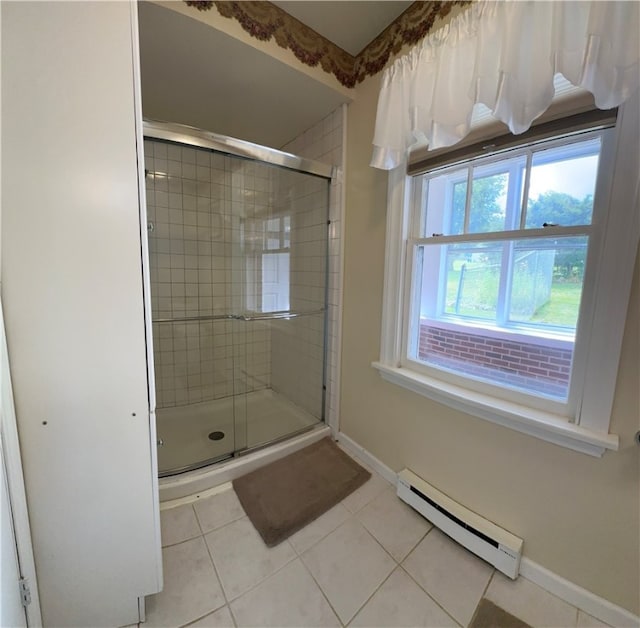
[404,131,602,417]
[373,93,639,457]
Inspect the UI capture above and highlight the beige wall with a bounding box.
[341,72,640,614]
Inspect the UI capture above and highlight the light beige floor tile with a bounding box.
[288,503,351,555]
[145,537,225,627]
[204,517,296,601]
[403,529,493,627]
[485,572,578,628]
[187,605,235,627]
[356,486,432,561]
[576,610,614,628]
[230,558,340,627]
[341,472,391,514]
[301,518,395,624]
[160,504,201,547]
[194,489,246,533]
[350,567,458,627]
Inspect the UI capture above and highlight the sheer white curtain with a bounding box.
[370,1,640,170]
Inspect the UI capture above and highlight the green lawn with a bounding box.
[530,282,582,327]
[444,270,582,327]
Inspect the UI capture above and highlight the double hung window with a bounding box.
[406,132,601,409]
[374,99,640,455]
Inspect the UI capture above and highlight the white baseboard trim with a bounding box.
[336,431,639,628]
[519,558,640,628]
[336,431,397,486]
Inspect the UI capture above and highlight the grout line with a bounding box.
[342,563,399,627]
[397,563,463,628]
[468,566,497,626]
[160,530,203,550]
[297,551,346,626]
[216,537,300,606]
[227,602,239,628]
[191,502,206,535]
[481,568,496,599]
[178,603,230,628]
[201,523,232,608]
[290,508,352,557]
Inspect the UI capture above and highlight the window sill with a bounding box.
[371,361,618,457]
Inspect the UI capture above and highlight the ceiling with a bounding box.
[138,1,411,149]
[271,2,413,56]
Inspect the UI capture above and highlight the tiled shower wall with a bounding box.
[281,104,345,429]
[145,106,344,421]
[145,135,335,412]
[145,141,272,408]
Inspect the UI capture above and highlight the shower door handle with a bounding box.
[235,308,325,321]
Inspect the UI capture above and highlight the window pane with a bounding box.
[468,168,508,233]
[411,237,584,401]
[441,243,502,320]
[450,180,467,235]
[421,155,526,237]
[508,237,587,329]
[413,320,572,400]
[261,252,290,312]
[525,137,601,228]
[423,168,467,237]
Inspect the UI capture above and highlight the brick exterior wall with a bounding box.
[419,323,573,397]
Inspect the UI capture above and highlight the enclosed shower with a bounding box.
[144,121,331,477]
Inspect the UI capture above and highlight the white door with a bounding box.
[0,440,27,628]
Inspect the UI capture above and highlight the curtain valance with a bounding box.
[370,0,640,170]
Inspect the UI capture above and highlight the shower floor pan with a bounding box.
[156,389,321,476]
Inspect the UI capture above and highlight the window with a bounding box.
[408,134,600,407]
[244,214,291,313]
[374,98,640,456]
[261,215,290,312]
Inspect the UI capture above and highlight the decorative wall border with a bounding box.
[183,0,470,88]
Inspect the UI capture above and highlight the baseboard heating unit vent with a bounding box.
[397,469,523,578]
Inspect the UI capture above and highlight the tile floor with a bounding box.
[143,453,614,628]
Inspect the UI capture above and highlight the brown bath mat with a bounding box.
[469,598,531,628]
[233,437,371,546]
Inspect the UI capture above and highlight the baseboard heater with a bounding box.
[397,469,523,579]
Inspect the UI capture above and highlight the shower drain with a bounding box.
[208,431,225,441]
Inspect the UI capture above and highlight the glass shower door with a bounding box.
[148,139,242,475]
[231,162,330,451]
[146,124,332,475]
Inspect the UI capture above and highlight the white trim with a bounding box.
[372,362,618,457]
[130,0,163,595]
[0,298,42,626]
[335,431,397,486]
[379,165,411,364]
[519,558,640,628]
[327,102,348,438]
[577,93,640,431]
